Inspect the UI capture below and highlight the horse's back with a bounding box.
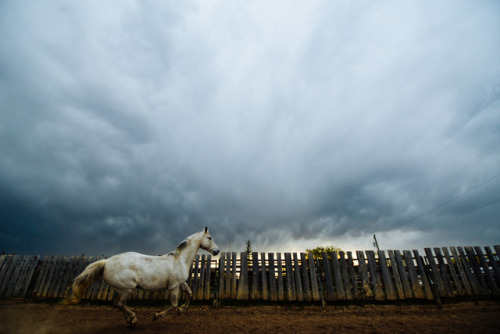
[103,252,177,291]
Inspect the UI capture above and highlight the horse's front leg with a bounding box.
[179,281,192,312]
[153,287,179,321]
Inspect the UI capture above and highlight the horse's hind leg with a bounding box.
[113,290,137,327]
[179,282,192,312]
[153,287,179,320]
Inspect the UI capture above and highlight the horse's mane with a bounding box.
[176,240,188,252]
[167,231,200,257]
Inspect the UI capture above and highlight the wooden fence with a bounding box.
[1,246,499,303]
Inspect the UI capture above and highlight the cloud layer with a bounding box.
[1,1,499,255]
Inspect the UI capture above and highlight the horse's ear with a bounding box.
[204,226,209,233]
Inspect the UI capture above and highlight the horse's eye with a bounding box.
[208,237,212,240]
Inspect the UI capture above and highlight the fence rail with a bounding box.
[1,245,499,302]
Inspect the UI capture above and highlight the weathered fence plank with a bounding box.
[441,247,464,296]
[260,253,268,300]
[394,251,413,299]
[494,246,500,261]
[17,256,37,298]
[433,248,453,297]
[204,255,212,300]
[404,250,425,299]
[0,255,13,297]
[475,247,498,295]
[32,256,48,298]
[387,250,405,300]
[251,252,259,300]
[0,255,6,280]
[484,247,500,289]
[0,255,19,298]
[219,253,226,299]
[236,252,248,300]
[192,255,200,300]
[308,252,320,301]
[222,252,228,299]
[378,251,397,301]
[413,250,433,300]
[58,256,74,298]
[450,247,474,295]
[284,253,295,301]
[356,251,373,298]
[465,247,489,295]
[321,252,334,301]
[300,253,311,302]
[59,256,74,298]
[347,252,360,300]
[19,255,40,299]
[425,248,446,298]
[293,253,303,301]
[5,256,25,298]
[331,252,345,300]
[43,256,59,298]
[0,256,7,295]
[457,247,481,295]
[276,253,284,301]
[4,255,24,298]
[268,253,277,301]
[366,251,384,301]
[198,255,206,300]
[339,252,352,300]
[231,252,237,299]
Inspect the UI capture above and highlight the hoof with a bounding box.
[126,315,137,328]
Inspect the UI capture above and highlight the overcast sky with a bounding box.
[1,1,499,256]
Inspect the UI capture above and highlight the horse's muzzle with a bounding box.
[212,249,220,256]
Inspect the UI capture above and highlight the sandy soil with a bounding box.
[1,300,500,334]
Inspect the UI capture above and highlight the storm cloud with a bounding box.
[1,1,499,256]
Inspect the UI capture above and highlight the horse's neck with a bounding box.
[178,238,201,268]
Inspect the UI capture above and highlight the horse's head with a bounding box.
[200,226,219,256]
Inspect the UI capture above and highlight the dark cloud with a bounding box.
[1,1,499,256]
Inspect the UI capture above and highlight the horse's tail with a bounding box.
[63,259,107,305]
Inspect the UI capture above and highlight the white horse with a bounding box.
[65,227,219,326]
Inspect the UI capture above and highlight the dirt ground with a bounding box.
[1,299,500,334]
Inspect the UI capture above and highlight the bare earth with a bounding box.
[1,300,500,334]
